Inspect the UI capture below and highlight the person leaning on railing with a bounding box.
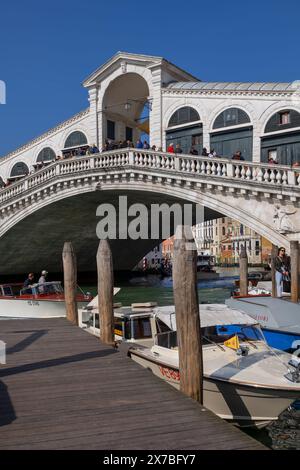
[189,146,199,155]
[232,150,245,161]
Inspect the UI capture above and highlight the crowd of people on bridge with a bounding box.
[1,138,300,191]
[166,142,247,161]
[101,138,163,152]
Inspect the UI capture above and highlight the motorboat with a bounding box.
[128,304,300,428]
[78,294,157,347]
[0,281,92,319]
[159,252,220,280]
[226,296,300,353]
[196,252,219,280]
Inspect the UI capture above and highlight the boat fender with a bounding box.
[291,340,300,352]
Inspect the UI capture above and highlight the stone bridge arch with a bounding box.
[0,151,298,276]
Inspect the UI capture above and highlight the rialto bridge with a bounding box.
[1,51,300,275]
[0,148,300,275]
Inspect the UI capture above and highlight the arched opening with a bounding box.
[37,147,56,163]
[102,73,151,150]
[166,106,202,154]
[261,109,300,165]
[210,108,253,160]
[63,131,89,157]
[9,162,29,182]
[0,184,283,276]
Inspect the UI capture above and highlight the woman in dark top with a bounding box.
[275,247,290,297]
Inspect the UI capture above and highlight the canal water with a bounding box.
[93,269,299,450]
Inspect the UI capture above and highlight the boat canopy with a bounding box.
[153,304,258,330]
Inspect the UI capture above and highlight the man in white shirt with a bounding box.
[38,270,48,293]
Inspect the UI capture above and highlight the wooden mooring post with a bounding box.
[97,239,114,346]
[290,241,299,303]
[173,225,203,404]
[239,245,248,296]
[271,244,278,298]
[62,241,78,325]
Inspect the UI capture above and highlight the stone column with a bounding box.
[88,85,100,148]
[149,66,162,148]
[252,125,261,163]
[201,122,210,152]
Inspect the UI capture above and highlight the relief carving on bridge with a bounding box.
[121,61,127,74]
[273,205,300,234]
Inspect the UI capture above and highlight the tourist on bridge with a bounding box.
[208,149,217,158]
[90,144,99,154]
[175,143,183,154]
[268,154,278,164]
[136,139,143,149]
[167,143,175,153]
[232,150,244,161]
[189,146,198,155]
[275,247,291,297]
[201,147,208,156]
[143,140,150,149]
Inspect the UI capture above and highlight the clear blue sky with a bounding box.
[0,0,300,156]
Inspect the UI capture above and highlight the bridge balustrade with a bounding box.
[0,149,300,205]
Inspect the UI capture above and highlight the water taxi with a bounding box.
[0,281,92,318]
[196,251,219,280]
[128,304,300,428]
[79,294,156,347]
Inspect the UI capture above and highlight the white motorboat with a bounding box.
[79,293,157,347]
[0,282,92,319]
[128,304,300,428]
[196,251,219,280]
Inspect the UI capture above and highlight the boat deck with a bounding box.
[0,318,266,450]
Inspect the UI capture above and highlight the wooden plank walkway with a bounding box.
[0,318,265,450]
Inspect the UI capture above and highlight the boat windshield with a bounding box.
[155,324,264,349]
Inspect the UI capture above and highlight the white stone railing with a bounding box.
[1,149,300,205]
[177,154,300,186]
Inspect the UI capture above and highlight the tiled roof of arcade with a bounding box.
[165,81,298,92]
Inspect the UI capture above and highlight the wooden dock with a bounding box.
[0,318,265,450]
